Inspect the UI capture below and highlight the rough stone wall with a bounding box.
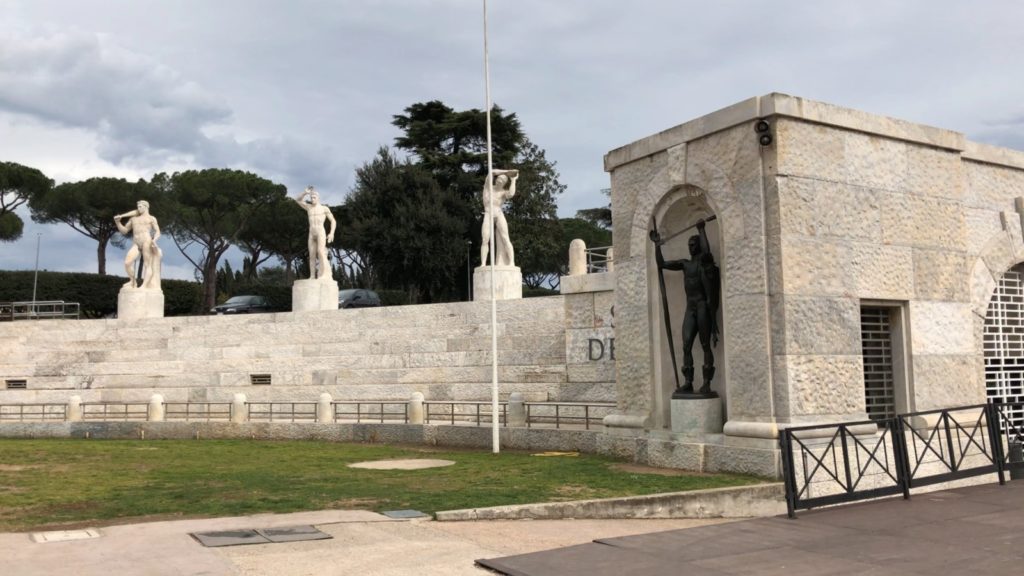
[0,296,614,405]
[771,116,1024,418]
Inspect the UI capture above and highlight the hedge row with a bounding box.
[0,270,203,317]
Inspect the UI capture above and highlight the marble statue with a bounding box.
[114,200,163,290]
[293,186,337,280]
[650,217,720,397]
[480,169,519,267]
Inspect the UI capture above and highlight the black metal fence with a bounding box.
[781,402,1023,518]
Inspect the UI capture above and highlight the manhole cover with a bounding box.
[31,529,101,543]
[259,526,332,543]
[348,459,455,470]
[191,529,270,547]
[191,526,333,547]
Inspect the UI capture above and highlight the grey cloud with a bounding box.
[0,28,231,163]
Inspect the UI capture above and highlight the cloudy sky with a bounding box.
[1,0,1022,282]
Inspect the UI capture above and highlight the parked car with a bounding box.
[338,289,381,309]
[210,295,271,314]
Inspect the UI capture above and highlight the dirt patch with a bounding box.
[348,459,455,470]
[609,463,707,477]
[22,512,211,533]
[327,497,382,509]
[553,485,597,499]
[0,464,36,472]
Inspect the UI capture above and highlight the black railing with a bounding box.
[164,402,232,422]
[333,401,409,423]
[423,401,507,426]
[781,402,1021,518]
[525,402,612,430]
[246,402,317,422]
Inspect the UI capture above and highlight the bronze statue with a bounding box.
[650,216,720,398]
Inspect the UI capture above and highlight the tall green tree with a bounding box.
[0,161,52,242]
[161,169,286,309]
[28,177,151,274]
[340,148,469,303]
[391,101,564,297]
[233,197,308,281]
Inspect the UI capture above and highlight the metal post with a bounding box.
[31,232,41,315]
[466,240,472,300]
[483,0,499,454]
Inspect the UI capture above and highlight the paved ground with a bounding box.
[4,481,1019,575]
[1,510,729,575]
[478,481,1024,576]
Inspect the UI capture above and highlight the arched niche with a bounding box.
[647,185,727,429]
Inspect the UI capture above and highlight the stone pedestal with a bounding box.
[292,278,339,312]
[117,288,164,320]
[473,265,522,301]
[670,397,723,437]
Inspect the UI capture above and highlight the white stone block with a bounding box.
[473,266,522,301]
[117,288,164,320]
[292,279,340,312]
[670,397,723,437]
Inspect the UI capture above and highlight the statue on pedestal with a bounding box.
[480,169,519,267]
[114,200,162,290]
[292,186,337,280]
[650,216,720,398]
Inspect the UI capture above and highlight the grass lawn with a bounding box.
[0,439,764,532]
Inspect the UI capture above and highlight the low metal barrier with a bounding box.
[81,402,148,421]
[525,402,613,430]
[585,246,613,273]
[163,402,232,422]
[333,401,409,423]
[781,402,1018,518]
[424,401,506,426]
[0,403,67,422]
[0,301,81,321]
[246,402,317,422]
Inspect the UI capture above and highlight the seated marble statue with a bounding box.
[480,168,519,267]
[114,200,162,290]
[293,186,337,280]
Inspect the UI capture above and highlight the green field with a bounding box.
[0,439,763,532]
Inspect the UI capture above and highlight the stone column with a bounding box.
[148,394,165,422]
[408,392,425,425]
[507,392,527,427]
[569,239,587,275]
[231,393,248,423]
[316,393,334,423]
[67,395,83,422]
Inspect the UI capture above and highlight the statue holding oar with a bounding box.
[649,215,720,398]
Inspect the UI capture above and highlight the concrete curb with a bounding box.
[435,482,786,521]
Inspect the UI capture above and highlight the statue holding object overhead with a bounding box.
[292,186,337,280]
[649,216,720,397]
[480,169,519,267]
[114,200,162,290]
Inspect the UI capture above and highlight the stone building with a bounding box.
[599,93,1024,476]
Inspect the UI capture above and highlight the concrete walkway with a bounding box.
[479,481,1024,576]
[1,510,729,575]
[5,481,1019,575]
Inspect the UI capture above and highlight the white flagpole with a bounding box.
[483,0,499,454]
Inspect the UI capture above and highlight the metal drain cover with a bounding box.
[191,525,332,547]
[31,529,102,543]
[260,525,332,543]
[191,529,270,547]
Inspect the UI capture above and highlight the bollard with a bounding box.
[316,393,334,423]
[231,393,248,423]
[568,239,587,276]
[148,394,165,422]
[408,392,425,425]
[605,247,614,272]
[507,392,526,427]
[1010,436,1023,481]
[67,395,83,422]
